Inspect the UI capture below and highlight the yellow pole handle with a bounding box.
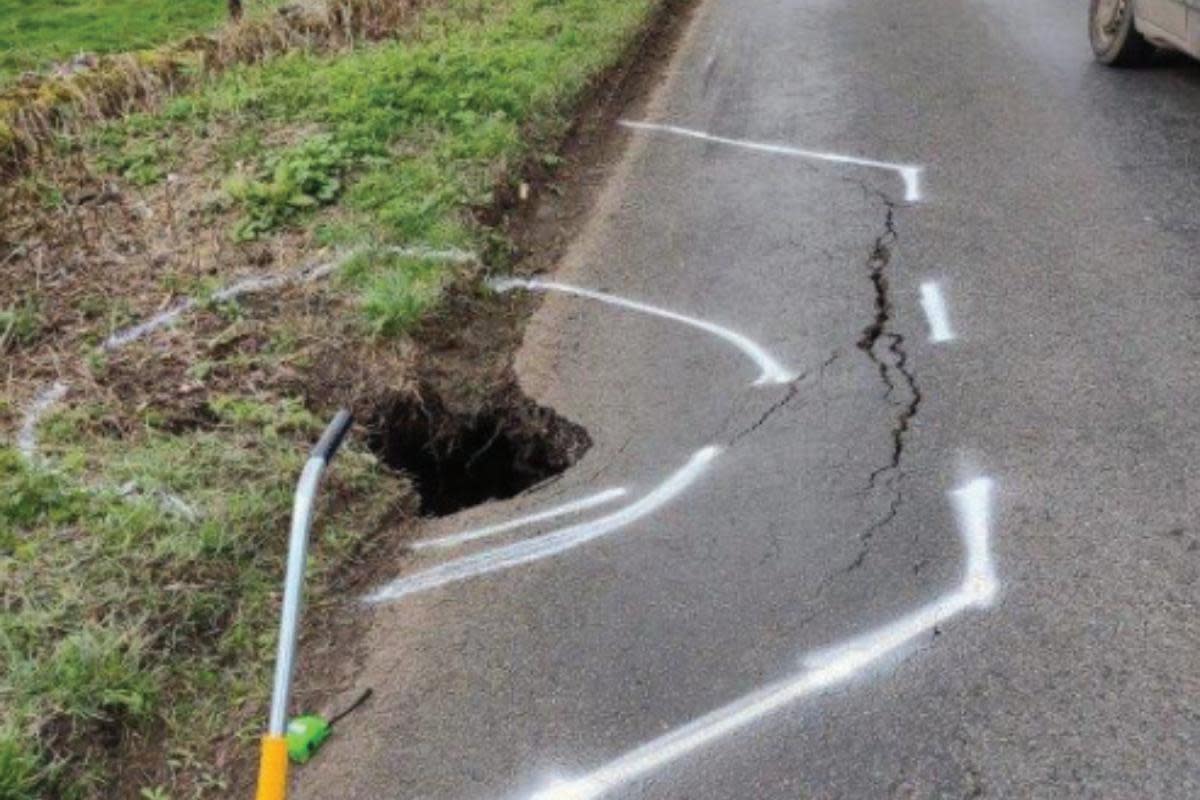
[255,735,289,800]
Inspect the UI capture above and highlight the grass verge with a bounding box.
[0,1,252,79]
[0,0,665,796]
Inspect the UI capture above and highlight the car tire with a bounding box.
[1090,0,1153,66]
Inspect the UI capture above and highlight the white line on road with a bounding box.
[489,278,796,386]
[619,120,925,203]
[918,281,955,343]
[364,447,721,605]
[805,478,996,668]
[411,488,630,551]
[527,478,997,800]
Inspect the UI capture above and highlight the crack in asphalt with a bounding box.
[726,351,838,447]
[857,203,899,409]
[728,375,805,446]
[850,200,923,571]
[847,489,902,572]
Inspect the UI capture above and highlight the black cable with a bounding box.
[328,688,373,727]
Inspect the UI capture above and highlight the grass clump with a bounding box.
[0,302,41,353]
[97,141,172,186]
[340,249,453,336]
[0,730,44,800]
[18,625,157,728]
[225,134,350,240]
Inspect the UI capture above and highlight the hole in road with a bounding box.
[368,381,591,517]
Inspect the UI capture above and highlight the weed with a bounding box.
[225,134,350,240]
[0,447,85,535]
[10,176,65,210]
[98,141,171,185]
[83,348,109,378]
[20,625,157,726]
[208,394,317,436]
[214,129,264,171]
[0,301,41,352]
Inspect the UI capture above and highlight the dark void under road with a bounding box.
[300,0,1200,797]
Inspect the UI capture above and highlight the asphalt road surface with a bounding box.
[300,0,1200,797]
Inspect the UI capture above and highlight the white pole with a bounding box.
[267,457,325,735]
[257,409,353,800]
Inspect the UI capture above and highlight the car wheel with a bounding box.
[1090,0,1153,66]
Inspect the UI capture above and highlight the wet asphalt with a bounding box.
[298,0,1200,797]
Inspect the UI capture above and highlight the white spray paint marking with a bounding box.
[364,448,720,604]
[619,120,925,204]
[15,254,352,466]
[102,246,475,351]
[156,491,201,521]
[527,478,996,800]
[102,256,344,351]
[103,300,196,351]
[16,382,69,461]
[16,384,195,519]
[11,243,481,530]
[18,243,474,464]
[918,281,955,343]
[804,480,995,669]
[385,245,478,264]
[413,488,629,551]
[117,481,202,522]
[490,278,795,386]
[952,478,999,605]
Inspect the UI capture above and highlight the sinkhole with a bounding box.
[368,381,591,517]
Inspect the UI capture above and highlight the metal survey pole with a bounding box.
[256,409,353,800]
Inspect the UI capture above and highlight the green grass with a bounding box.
[95,0,657,329]
[0,301,42,352]
[3,0,663,795]
[0,1,271,79]
[110,0,656,243]
[1,401,407,798]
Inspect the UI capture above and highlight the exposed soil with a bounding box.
[368,380,591,516]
